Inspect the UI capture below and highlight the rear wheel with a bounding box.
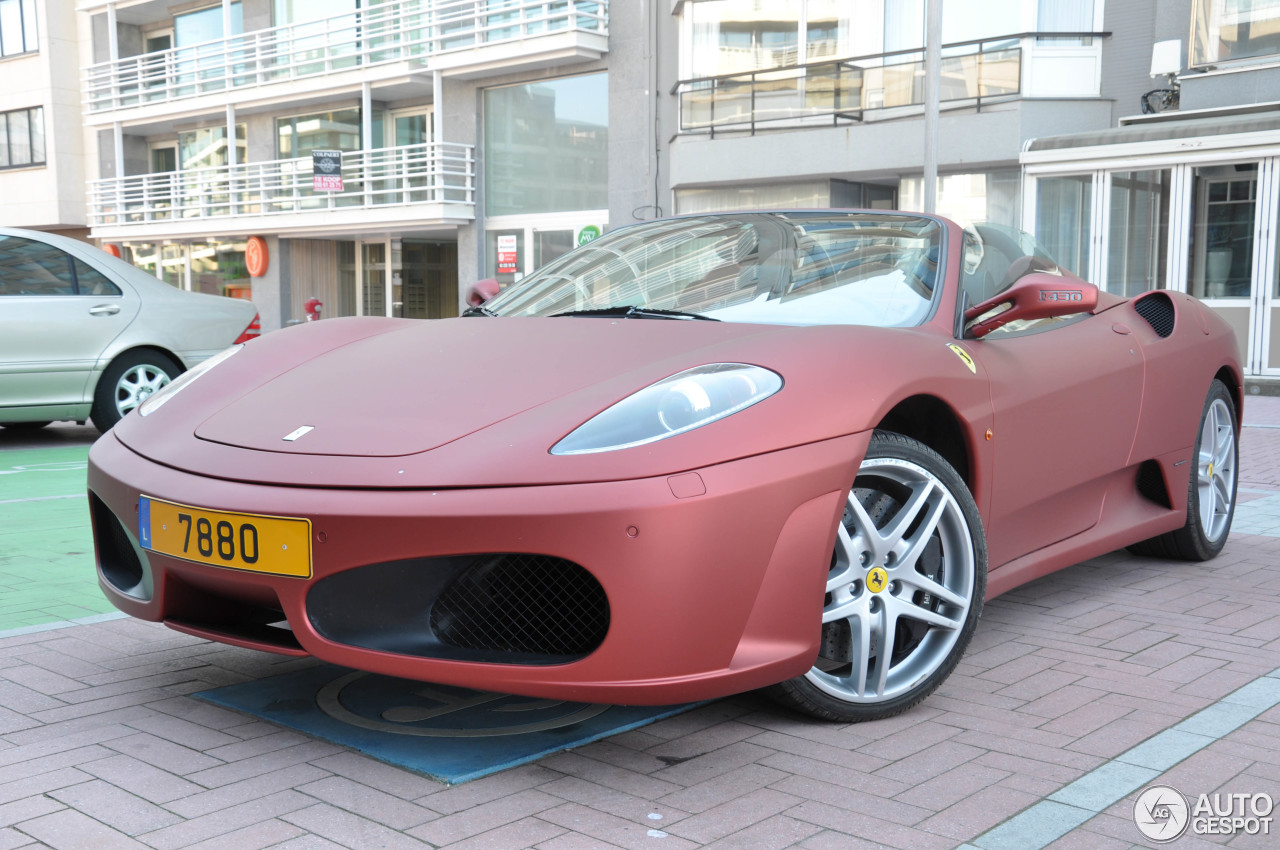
[769,432,986,722]
[91,351,182,432]
[1128,380,1237,561]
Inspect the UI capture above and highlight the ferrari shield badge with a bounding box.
[947,344,977,374]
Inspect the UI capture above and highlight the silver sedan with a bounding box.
[0,227,259,431]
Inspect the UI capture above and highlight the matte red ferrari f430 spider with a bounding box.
[88,211,1241,721]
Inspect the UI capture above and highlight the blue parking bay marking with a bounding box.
[957,664,1280,850]
[195,663,701,784]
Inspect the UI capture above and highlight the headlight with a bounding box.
[138,345,242,417]
[551,363,782,455]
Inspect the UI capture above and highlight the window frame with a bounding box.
[1190,0,1280,67]
[0,106,44,170]
[0,235,122,297]
[0,0,37,59]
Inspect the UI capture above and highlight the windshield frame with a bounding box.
[481,211,950,329]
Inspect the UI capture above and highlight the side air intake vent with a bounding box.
[1136,460,1172,509]
[1134,292,1175,338]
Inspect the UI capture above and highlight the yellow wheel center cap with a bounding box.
[1208,462,1214,477]
[867,567,888,594]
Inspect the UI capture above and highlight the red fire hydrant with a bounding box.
[304,297,323,321]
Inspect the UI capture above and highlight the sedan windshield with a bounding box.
[483,212,943,327]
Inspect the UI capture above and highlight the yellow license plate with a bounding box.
[139,496,312,577]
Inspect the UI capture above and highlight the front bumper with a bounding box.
[87,431,867,704]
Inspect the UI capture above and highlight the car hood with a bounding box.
[194,318,631,457]
[112,315,984,488]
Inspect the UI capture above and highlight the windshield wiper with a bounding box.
[550,305,720,321]
[461,305,497,317]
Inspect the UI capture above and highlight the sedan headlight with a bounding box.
[551,363,783,455]
[138,345,242,417]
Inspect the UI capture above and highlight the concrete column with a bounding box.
[923,0,942,214]
[107,2,118,61]
[433,71,443,144]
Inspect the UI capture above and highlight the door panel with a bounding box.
[0,236,140,411]
[972,316,1145,568]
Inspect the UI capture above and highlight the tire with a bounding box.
[1128,380,1238,561]
[768,431,987,722]
[91,350,182,432]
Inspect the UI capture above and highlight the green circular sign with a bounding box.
[577,225,601,246]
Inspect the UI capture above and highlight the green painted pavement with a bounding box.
[0,445,116,630]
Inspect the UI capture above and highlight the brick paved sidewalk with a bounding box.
[2,404,1280,849]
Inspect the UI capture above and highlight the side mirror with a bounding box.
[964,271,1098,338]
[466,278,500,307]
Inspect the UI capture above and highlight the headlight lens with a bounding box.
[138,345,242,417]
[551,363,782,455]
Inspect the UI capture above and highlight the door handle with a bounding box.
[89,304,121,316]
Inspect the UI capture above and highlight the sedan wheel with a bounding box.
[91,351,181,432]
[770,432,986,722]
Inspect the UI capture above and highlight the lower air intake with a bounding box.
[307,554,610,664]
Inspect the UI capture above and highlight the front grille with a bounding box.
[307,554,610,664]
[431,555,610,658]
[1134,292,1175,338]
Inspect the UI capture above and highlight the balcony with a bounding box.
[88,142,475,239]
[674,31,1108,137]
[83,0,608,119]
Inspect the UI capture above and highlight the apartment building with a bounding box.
[0,0,89,236]
[12,0,1280,379]
[78,0,643,331]
[1023,0,1280,379]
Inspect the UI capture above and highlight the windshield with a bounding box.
[483,212,944,327]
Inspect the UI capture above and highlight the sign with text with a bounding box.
[497,234,519,274]
[312,150,343,192]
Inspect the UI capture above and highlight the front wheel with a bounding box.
[769,432,987,722]
[91,351,182,432]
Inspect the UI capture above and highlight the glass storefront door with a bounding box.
[1027,155,1280,375]
[484,213,609,295]
[1033,174,1093,279]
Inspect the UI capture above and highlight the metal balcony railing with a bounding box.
[674,31,1108,136]
[84,0,607,114]
[88,142,474,227]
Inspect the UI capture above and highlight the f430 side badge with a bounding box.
[283,426,315,442]
[947,344,977,374]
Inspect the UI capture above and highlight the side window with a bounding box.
[73,258,122,296]
[0,235,76,296]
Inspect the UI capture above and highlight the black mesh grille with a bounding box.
[430,555,609,658]
[1134,293,1175,338]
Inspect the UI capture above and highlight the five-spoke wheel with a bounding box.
[770,431,986,722]
[1130,379,1238,561]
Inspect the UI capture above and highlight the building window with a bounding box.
[899,171,1021,230]
[1192,0,1280,65]
[277,109,364,159]
[483,73,608,217]
[0,0,36,58]
[174,2,243,47]
[178,125,246,170]
[0,106,43,169]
